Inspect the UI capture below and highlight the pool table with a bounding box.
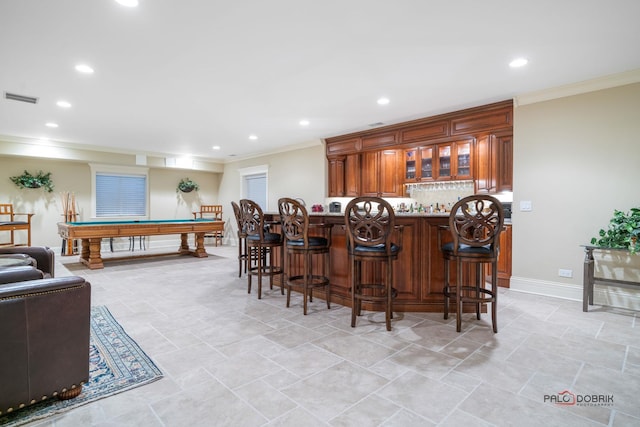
[57,219,224,269]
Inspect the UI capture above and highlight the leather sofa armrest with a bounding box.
[0,276,86,299]
[0,266,45,285]
[0,246,55,277]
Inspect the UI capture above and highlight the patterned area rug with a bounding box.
[0,306,163,426]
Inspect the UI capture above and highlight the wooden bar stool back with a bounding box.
[344,197,403,331]
[240,199,284,299]
[278,197,333,315]
[442,194,504,332]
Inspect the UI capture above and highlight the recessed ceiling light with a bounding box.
[249,134,258,140]
[377,97,390,105]
[509,58,528,68]
[212,145,221,150]
[115,0,138,7]
[45,122,59,128]
[75,64,94,74]
[299,119,310,126]
[56,100,71,108]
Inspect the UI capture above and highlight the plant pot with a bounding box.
[180,186,195,193]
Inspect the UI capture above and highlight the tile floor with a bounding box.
[25,244,640,426]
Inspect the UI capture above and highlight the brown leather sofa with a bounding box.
[0,245,55,277]
[0,246,91,416]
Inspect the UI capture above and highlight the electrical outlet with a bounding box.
[558,269,573,278]
[520,200,532,212]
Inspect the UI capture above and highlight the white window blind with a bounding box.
[96,173,147,217]
[244,173,267,209]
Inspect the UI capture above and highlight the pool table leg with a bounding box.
[193,232,208,257]
[80,237,104,269]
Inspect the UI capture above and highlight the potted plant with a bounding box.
[10,170,54,193]
[177,177,199,193]
[591,208,640,255]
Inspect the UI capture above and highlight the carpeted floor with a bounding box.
[0,306,163,427]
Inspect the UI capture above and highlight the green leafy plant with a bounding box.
[10,170,54,193]
[177,177,199,193]
[591,208,640,255]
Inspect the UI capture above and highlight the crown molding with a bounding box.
[515,68,640,107]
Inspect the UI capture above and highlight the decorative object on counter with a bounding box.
[176,177,199,193]
[590,208,640,255]
[9,170,54,192]
[442,194,504,333]
[329,202,341,213]
[311,204,324,212]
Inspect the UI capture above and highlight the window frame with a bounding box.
[89,163,149,220]
[238,165,269,210]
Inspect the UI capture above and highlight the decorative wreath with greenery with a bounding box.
[177,177,200,193]
[591,208,640,255]
[10,170,55,193]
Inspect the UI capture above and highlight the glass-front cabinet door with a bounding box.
[404,147,435,182]
[438,145,452,179]
[404,149,417,181]
[436,140,473,180]
[419,146,434,180]
[455,140,472,179]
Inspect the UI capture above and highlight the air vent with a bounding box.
[4,92,39,104]
[368,122,384,127]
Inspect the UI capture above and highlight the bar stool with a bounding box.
[344,197,403,331]
[441,194,504,333]
[278,197,333,315]
[240,199,284,299]
[231,201,249,277]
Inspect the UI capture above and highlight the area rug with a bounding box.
[0,306,163,426]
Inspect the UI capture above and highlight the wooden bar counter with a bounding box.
[266,212,511,312]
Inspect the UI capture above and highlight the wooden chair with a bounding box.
[0,204,34,246]
[193,205,223,246]
[278,197,333,315]
[441,194,504,333]
[344,197,403,331]
[240,199,284,299]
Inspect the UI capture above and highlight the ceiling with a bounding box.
[1,0,639,163]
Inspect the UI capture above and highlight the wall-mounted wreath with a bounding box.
[177,177,200,193]
[10,170,55,193]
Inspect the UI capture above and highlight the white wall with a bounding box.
[512,82,640,308]
[217,142,326,244]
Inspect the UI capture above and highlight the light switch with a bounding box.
[520,200,532,212]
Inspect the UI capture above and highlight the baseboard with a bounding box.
[510,276,640,311]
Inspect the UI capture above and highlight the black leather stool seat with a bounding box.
[286,237,328,247]
[247,232,282,243]
[353,243,400,255]
[442,242,491,256]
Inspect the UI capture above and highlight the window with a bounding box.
[239,165,268,209]
[90,164,148,218]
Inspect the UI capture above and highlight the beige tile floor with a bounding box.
[25,244,640,426]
